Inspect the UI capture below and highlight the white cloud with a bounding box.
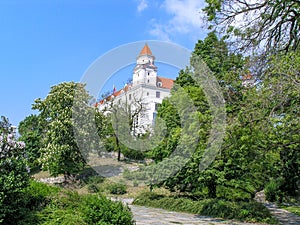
[149,0,207,41]
[148,19,171,41]
[136,0,148,13]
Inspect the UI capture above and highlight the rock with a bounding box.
[254,190,266,203]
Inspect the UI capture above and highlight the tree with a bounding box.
[193,31,246,114]
[204,0,300,52]
[261,51,300,196]
[18,114,43,168]
[99,93,151,161]
[0,116,29,223]
[32,82,92,178]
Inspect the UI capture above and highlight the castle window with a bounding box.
[155,103,159,111]
[147,92,149,96]
[156,91,160,98]
[153,112,157,120]
[147,79,149,83]
[148,72,150,76]
[129,94,132,100]
[157,82,162,87]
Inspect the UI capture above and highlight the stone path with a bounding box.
[114,198,266,225]
[130,205,264,225]
[264,203,300,225]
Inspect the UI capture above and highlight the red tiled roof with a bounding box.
[157,76,174,89]
[242,74,254,80]
[95,84,132,106]
[139,44,152,56]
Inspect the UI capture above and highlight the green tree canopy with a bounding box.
[32,82,92,178]
[18,114,43,168]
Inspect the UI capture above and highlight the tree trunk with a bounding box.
[116,134,121,161]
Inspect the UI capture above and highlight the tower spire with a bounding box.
[139,43,153,56]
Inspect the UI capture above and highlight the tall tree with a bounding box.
[18,114,43,168]
[204,0,300,52]
[32,82,92,178]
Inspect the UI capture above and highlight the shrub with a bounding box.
[0,116,30,224]
[265,178,284,202]
[18,182,134,225]
[109,183,127,195]
[86,175,105,193]
[217,186,251,201]
[122,148,145,160]
[123,168,134,180]
[82,194,134,225]
[133,179,139,187]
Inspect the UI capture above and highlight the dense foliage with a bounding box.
[18,114,43,168]
[0,116,30,223]
[18,180,134,225]
[32,82,93,178]
[144,31,299,202]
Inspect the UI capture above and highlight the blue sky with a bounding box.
[0,0,207,126]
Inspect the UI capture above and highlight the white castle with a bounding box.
[96,44,174,133]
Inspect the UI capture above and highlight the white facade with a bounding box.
[97,44,174,132]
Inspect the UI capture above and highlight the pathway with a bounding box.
[264,203,300,225]
[114,198,267,225]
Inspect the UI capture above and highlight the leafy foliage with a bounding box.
[32,82,92,177]
[204,0,300,52]
[0,116,30,224]
[18,180,134,225]
[18,114,43,168]
[109,182,127,195]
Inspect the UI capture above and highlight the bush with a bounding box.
[217,186,251,201]
[123,168,134,180]
[122,148,145,160]
[86,175,105,193]
[265,178,284,202]
[82,194,134,225]
[18,181,134,225]
[133,180,139,187]
[200,199,277,223]
[0,116,30,224]
[109,183,127,195]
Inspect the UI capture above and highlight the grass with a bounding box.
[281,206,300,216]
[17,180,135,225]
[133,191,279,224]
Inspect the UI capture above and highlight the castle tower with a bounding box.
[132,44,157,86]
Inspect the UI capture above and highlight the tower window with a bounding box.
[153,112,157,120]
[148,72,150,76]
[147,92,149,96]
[156,91,160,98]
[129,94,132,100]
[147,79,149,83]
